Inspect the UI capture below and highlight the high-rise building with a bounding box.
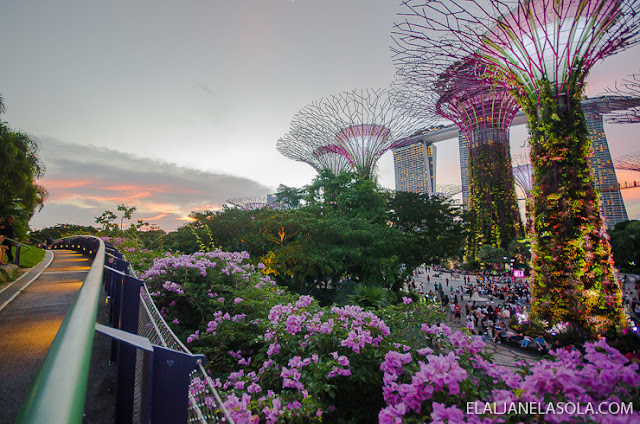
[393,141,437,194]
[583,103,629,228]
[457,130,469,209]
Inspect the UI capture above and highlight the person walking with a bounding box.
[0,216,16,264]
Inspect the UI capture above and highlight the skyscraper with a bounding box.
[583,101,629,228]
[393,141,436,194]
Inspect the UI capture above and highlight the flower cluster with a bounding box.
[379,325,640,423]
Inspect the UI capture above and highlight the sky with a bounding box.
[1,0,639,232]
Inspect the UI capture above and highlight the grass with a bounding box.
[18,244,46,268]
[0,244,46,288]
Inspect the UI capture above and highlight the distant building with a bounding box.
[393,141,437,194]
[583,103,629,228]
[457,131,469,209]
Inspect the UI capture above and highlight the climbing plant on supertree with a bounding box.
[394,0,640,336]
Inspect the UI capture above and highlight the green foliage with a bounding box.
[345,283,391,309]
[465,136,523,260]
[522,80,624,336]
[30,224,99,243]
[94,204,141,233]
[388,191,467,270]
[609,220,640,274]
[275,184,305,209]
[0,117,47,240]
[18,244,45,268]
[476,244,509,266]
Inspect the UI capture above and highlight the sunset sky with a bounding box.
[1,0,639,231]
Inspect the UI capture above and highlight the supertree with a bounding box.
[226,197,271,211]
[511,154,534,200]
[281,88,434,179]
[395,0,640,335]
[435,184,463,198]
[606,73,640,123]
[614,151,640,173]
[395,56,523,259]
[276,132,353,176]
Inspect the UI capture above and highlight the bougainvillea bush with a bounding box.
[141,249,639,423]
[140,249,444,422]
[104,236,163,273]
[380,325,640,424]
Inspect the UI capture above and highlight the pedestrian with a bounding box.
[454,303,462,322]
[0,216,16,264]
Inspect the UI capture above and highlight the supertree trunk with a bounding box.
[525,78,624,332]
[466,127,522,259]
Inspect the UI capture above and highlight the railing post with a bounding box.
[150,348,206,424]
[14,243,21,265]
[114,275,144,423]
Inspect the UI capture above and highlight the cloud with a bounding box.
[30,137,274,231]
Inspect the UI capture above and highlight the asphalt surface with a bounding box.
[0,250,115,424]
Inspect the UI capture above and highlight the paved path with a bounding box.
[0,250,91,423]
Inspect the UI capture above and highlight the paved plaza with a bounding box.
[409,266,640,368]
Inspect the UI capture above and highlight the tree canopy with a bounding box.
[0,98,47,239]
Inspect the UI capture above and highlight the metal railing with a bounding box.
[16,236,234,424]
[17,236,233,424]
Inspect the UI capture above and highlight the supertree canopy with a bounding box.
[511,155,534,200]
[226,197,271,211]
[276,132,353,176]
[395,0,640,335]
[394,54,523,259]
[281,88,434,179]
[606,73,640,123]
[435,184,463,198]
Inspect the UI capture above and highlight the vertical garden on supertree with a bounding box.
[395,0,640,336]
[279,88,433,180]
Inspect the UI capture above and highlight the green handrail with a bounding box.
[15,236,106,424]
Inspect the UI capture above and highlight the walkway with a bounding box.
[0,249,114,424]
[411,268,541,367]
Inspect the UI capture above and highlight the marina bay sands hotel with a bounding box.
[392,96,639,228]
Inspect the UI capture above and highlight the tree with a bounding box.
[0,113,48,239]
[388,191,466,269]
[274,184,305,209]
[305,170,388,223]
[94,204,137,233]
[609,220,640,274]
[477,245,509,269]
